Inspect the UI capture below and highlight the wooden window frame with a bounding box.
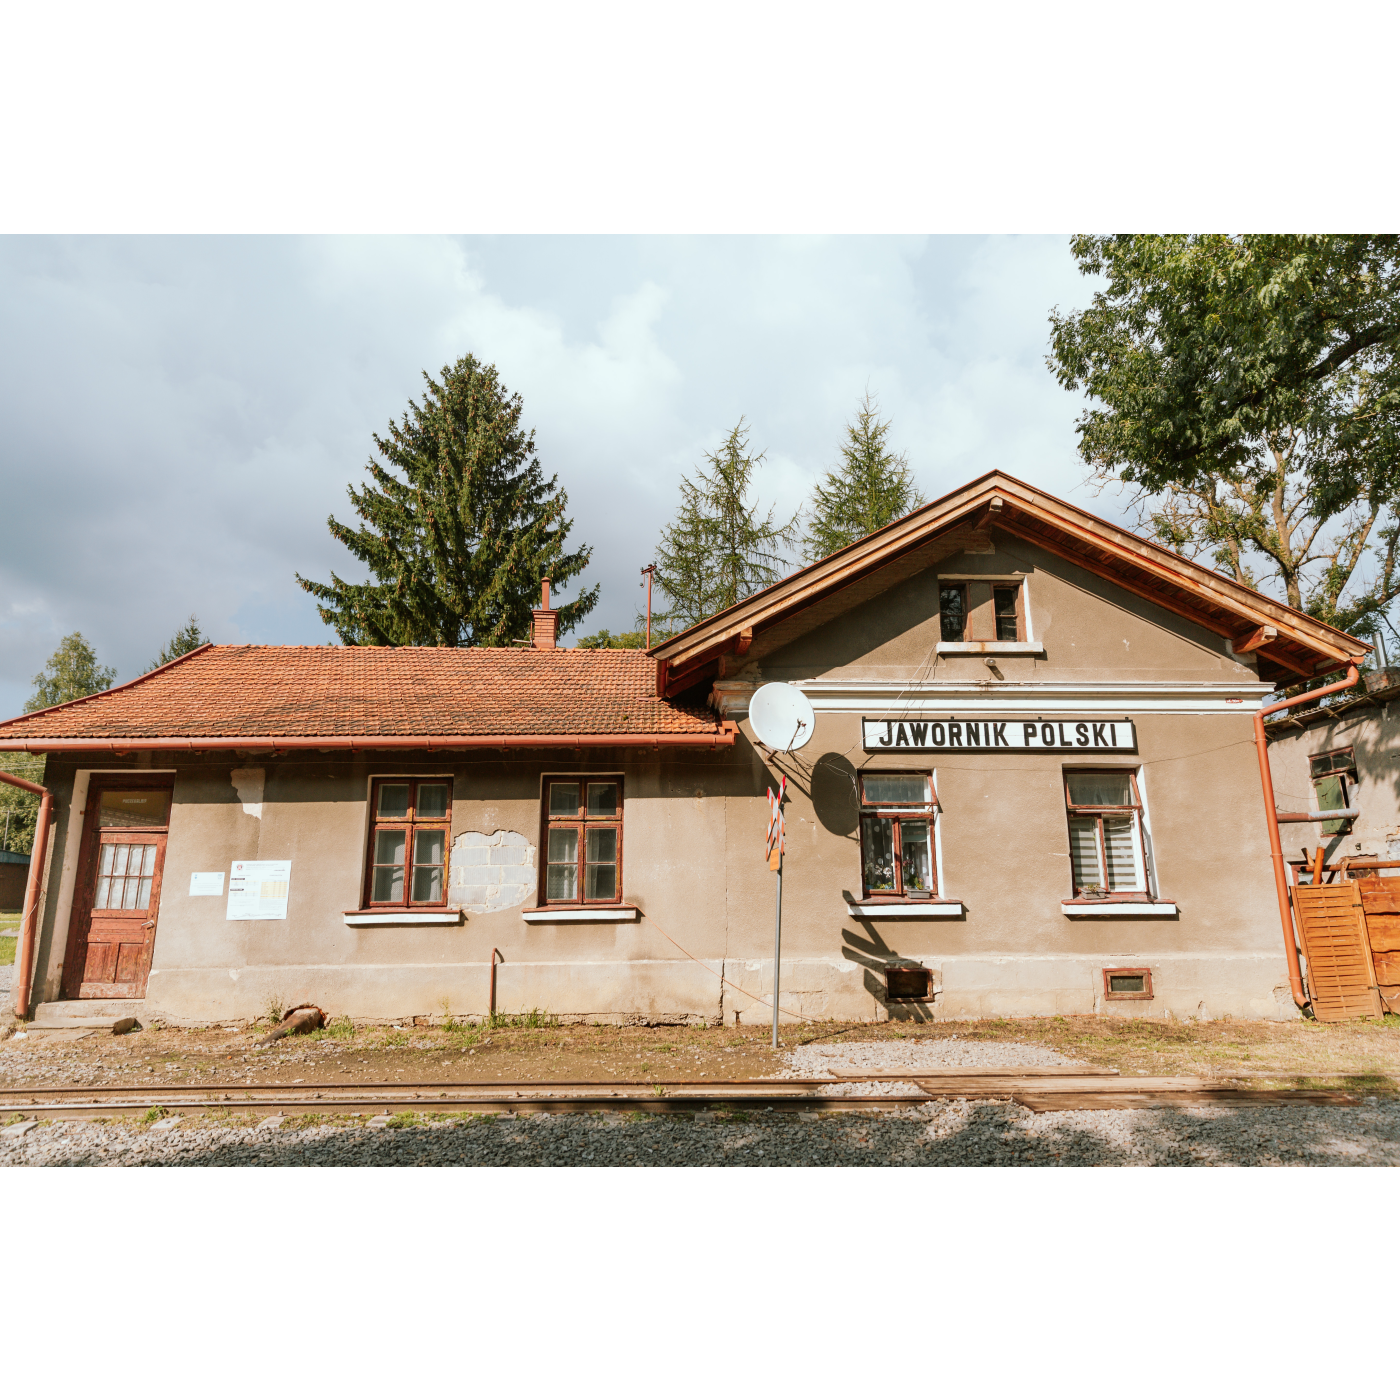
[858,771,938,901]
[1309,747,1357,835]
[1102,966,1154,1001]
[539,776,624,907]
[362,777,453,911]
[992,583,1023,642]
[939,583,968,642]
[1064,769,1150,900]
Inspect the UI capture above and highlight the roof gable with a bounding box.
[650,471,1367,693]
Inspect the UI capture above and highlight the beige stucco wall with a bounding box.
[1266,694,1400,866]
[25,539,1300,1024]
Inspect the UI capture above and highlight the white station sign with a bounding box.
[862,717,1137,753]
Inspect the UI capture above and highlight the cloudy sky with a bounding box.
[0,235,1115,717]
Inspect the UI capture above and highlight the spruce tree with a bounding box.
[297,355,598,646]
[803,391,923,561]
[653,419,798,631]
[147,615,208,672]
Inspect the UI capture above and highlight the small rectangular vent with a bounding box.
[885,965,933,1001]
[1103,966,1153,1000]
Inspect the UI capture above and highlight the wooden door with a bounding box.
[1293,882,1384,1022]
[63,782,172,1000]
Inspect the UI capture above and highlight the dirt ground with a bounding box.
[2,1012,1398,1093]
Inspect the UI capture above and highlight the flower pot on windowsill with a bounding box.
[907,890,933,900]
[1079,887,1111,900]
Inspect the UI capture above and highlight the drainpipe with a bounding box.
[0,771,54,1019]
[1253,659,1363,1009]
[489,948,501,1022]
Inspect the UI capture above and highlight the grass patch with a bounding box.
[142,1106,169,1124]
[0,935,15,966]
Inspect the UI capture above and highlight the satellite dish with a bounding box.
[749,683,815,752]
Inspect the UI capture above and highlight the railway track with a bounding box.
[0,1067,1361,1120]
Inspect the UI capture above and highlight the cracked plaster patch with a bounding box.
[230,767,265,819]
[451,830,536,913]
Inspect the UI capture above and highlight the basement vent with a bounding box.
[1103,967,1153,1000]
[885,965,933,1001]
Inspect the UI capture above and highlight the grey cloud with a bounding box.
[0,235,1105,719]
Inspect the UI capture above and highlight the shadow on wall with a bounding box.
[839,911,937,1024]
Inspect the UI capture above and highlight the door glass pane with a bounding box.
[122,876,141,910]
[377,784,410,819]
[940,587,965,642]
[99,845,116,877]
[861,817,896,892]
[861,774,930,806]
[900,820,933,893]
[587,783,618,817]
[141,845,157,876]
[417,783,450,819]
[112,845,130,877]
[95,877,112,910]
[374,829,406,866]
[137,877,153,907]
[98,789,171,827]
[549,783,581,816]
[372,864,403,902]
[1102,816,1141,890]
[1068,816,1103,891]
[1067,772,1132,807]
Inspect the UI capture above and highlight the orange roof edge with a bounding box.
[649,470,1368,671]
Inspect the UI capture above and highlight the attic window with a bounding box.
[939,586,966,642]
[1103,967,1153,1000]
[1309,747,1355,779]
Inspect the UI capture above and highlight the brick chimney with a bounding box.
[532,578,558,649]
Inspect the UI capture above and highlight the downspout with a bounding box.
[0,771,54,1019]
[1253,659,1363,1009]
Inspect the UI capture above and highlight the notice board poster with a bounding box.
[226,860,291,920]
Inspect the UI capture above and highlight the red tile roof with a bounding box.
[0,645,728,746]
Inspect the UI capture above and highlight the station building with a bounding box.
[0,472,1365,1026]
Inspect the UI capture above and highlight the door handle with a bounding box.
[141,919,156,929]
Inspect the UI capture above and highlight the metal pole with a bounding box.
[771,852,782,1049]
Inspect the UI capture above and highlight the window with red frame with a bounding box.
[364,778,452,907]
[859,772,937,899]
[541,778,622,904]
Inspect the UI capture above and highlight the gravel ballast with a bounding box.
[3,1099,1398,1167]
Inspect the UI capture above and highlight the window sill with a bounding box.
[846,900,964,918]
[936,641,1044,657]
[1061,900,1178,917]
[342,909,463,926]
[522,905,640,923]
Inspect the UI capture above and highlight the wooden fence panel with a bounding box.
[1358,879,1400,1014]
[1293,883,1384,1022]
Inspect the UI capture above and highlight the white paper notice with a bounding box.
[226,860,291,920]
[190,872,225,896]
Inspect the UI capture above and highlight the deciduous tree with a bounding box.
[26,633,116,712]
[1050,235,1400,644]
